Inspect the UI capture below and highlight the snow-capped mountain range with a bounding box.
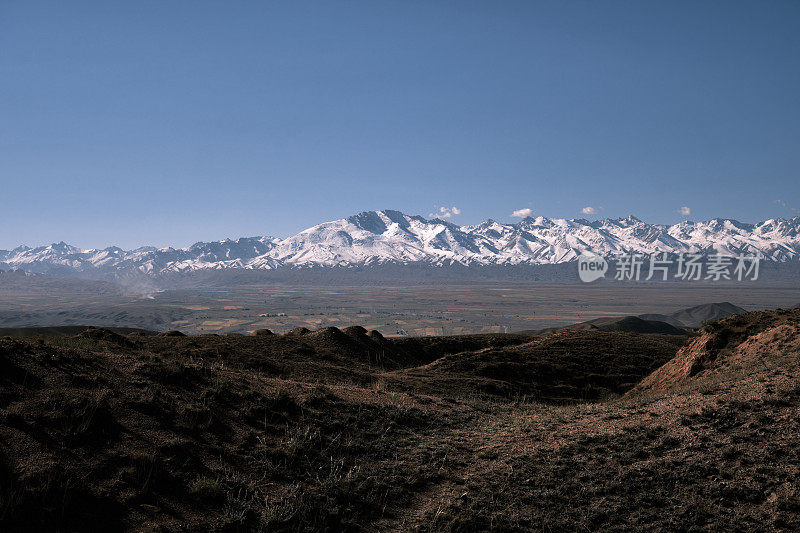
[2,210,799,278]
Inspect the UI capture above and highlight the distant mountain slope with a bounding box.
[639,302,748,328]
[635,313,687,328]
[519,302,750,336]
[2,211,799,277]
[519,315,688,336]
[668,302,749,328]
[574,316,688,335]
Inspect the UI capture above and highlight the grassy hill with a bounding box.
[1,309,800,530]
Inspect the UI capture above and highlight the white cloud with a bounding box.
[679,206,691,216]
[510,208,534,218]
[581,206,598,215]
[776,199,799,213]
[429,206,461,219]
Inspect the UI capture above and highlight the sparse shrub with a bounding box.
[178,402,215,431]
[188,475,224,504]
[120,451,161,497]
[34,389,118,447]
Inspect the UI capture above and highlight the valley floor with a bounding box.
[2,273,800,336]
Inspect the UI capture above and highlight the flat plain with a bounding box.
[0,272,798,335]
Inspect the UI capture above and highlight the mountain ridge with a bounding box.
[2,211,799,277]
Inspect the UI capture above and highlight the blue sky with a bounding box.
[1,1,799,249]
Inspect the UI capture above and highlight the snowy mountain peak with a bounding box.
[1,212,799,277]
